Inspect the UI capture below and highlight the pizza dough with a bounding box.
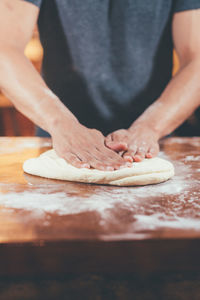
[23,149,174,186]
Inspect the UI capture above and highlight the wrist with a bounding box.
[37,96,79,135]
[128,120,160,140]
[48,112,79,136]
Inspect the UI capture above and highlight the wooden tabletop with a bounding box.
[0,137,199,276]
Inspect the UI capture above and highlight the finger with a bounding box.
[94,148,131,170]
[123,146,137,162]
[105,134,128,152]
[105,133,112,143]
[145,152,153,158]
[146,144,159,158]
[123,152,134,163]
[87,156,115,171]
[78,150,116,171]
[111,130,127,142]
[65,152,90,169]
[105,140,128,152]
[133,146,148,162]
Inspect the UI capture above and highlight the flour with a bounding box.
[0,149,199,233]
[134,213,200,231]
[0,189,134,217]
[0,138,51,154]
[166,137,200,147]
[0,161,198,222]
[184,155,200,162]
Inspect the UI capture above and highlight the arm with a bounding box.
[106,9,200,161]
[0,0,128,170]
[135,9,200,137]
[0,0,76,135]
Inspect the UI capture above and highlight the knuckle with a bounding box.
[91,128,103,137]
[106,134,112,140]
[81,154,90,161]
[116,129,126,135]
[137,147,146,154]
[128,151,136,156]
[129,144,137,151]
[112,132,121,139]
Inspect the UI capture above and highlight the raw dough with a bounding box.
[23,149,174,186]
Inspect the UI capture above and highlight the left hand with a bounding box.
[105,124,160,162]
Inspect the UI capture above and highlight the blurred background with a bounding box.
[0,28,199,137]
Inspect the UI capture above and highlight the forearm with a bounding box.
[131,58,200,138]
[0,46,77,134]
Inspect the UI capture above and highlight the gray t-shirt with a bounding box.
[24,0,200,135]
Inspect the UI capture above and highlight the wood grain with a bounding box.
[0,137,199,276]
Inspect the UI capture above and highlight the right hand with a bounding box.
[50,118,131,171]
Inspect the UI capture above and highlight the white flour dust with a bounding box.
[166,138,200,147]
[134,214,200,231]
[0,165,198,222]
[0,138,51,154]
[0,151,199,232]
[0,190,128,217]
[184,155,200,162]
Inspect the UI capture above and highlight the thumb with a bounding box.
[105,139,128,152]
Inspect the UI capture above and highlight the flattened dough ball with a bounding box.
[23,149,174,186]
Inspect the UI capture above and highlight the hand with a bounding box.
[105,123,160,162]
[50,118,131,171]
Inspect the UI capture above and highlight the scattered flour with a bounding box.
[0,138,51,154]
[134,213,200,231]
[0,191,125,217]
[166,138,200,147]
[0,150,199,233]
[184,155,200,162]
[0,163,194,218]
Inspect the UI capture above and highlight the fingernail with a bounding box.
[133,155,142,162]
[124,156,133,162]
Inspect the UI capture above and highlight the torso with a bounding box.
[38,0,174,134]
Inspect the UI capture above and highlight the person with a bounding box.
[0,0,200,171]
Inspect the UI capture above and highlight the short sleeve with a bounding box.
[174,0,200,13]
[21,0,42,8]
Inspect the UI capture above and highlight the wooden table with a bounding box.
[0,137,199,278]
